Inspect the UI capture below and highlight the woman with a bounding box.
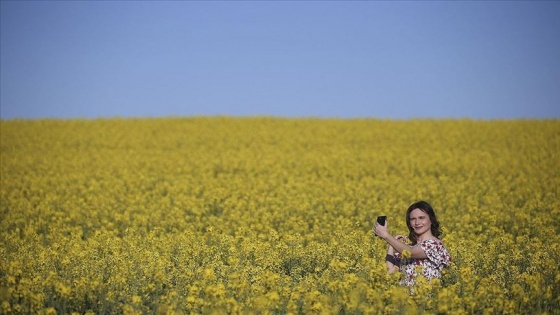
[373,201,450,286]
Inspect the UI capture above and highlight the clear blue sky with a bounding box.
[1,1,559,120]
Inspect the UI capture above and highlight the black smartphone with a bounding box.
[377,215,387,226]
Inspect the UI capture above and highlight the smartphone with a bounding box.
[377,215,387,226]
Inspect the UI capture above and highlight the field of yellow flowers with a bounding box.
[1,117,559,314]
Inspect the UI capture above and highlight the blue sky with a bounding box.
[1,1,559,120]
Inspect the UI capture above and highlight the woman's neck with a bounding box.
[416,231,434,243]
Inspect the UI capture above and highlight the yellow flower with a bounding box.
[402,249,412,259]
[45,307,57,315]
[131,295,142,305]
[2,302,11,314]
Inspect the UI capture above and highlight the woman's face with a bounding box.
[409,208,432,236]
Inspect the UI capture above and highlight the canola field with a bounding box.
[1,117,559,314]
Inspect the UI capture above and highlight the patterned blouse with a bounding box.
[394,239,450,286]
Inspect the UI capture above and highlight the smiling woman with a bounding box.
[374,200,451,287]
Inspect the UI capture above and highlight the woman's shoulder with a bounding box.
[419,238,446,248]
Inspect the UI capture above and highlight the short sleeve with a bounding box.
[420,239,450,267]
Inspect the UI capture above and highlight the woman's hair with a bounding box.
[406,200,442,245]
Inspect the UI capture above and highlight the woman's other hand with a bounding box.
[395,234,408,243]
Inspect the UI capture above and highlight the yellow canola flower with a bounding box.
[131,295,142,305]
[401,249,412,259]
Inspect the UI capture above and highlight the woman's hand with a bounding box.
[373,220,390,239]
